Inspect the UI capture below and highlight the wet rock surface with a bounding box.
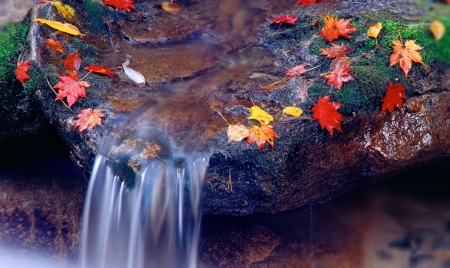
[18,0,450,214]
[0,126,86,265]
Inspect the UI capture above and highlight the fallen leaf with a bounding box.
[64,52,82,71]
[227,124,250,141]
[84,65,115,76]
[246,123,279,150]
[54,72,90,108]
[381,82,407,113]
[330,56,352,70]
[283,106,303,117]
[33,18,83,36]
[66,70,78,80]
[390,39,423,77]
[15,61,31,84]
[44,37,64,55]
[295,0,316,6]
[319,14,357,42]
[367,22,382,39]
[52,1,78,22]
[320,43,355,58]
[311,95,344,135]
[122,64,145,84]
[102,0,135,13]
[285,64,309,76]
[247,106,274,125]
[324,65,354,90]
[161,1,182,14]
[73,108,105,132]
[430,20,445,41]
[271,11,299,26]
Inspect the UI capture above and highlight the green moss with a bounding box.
[84,0,106,35]
[70,37,98,65]
[360,13,450,66]
[0,19,30,127]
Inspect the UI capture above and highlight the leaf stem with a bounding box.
[298,86,316,106]
[305,64,321,72]
[46,77,69,109]
[79,70,92,81]
[217,111,231,126]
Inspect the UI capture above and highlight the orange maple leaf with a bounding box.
[311,95,344,135]
[381,82,407,113]
[389,39,423,77]
[64,52,82,71]
[319,14,357,42]
[54,72,90,108]
[102,0,135,12]
[246,123,279,150]
[15,61,31,84]
[320,43,355,58]
[44,37,64,55]
[84,65,115,76]
[324,65,354,90]
[73,108,105,132]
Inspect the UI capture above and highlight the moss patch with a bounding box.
[84,0,106,35]
[0,19,31,129]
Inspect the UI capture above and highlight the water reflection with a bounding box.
[200,165,450,267]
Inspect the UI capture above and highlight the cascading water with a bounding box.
[78,152,209,268]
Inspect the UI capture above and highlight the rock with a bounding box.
[0,127,86,264]
[19,0,450,215]
[0,11,47,144]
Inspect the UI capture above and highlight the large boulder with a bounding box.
[20,0,450,214]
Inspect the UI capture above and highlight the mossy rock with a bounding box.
[0,18,46,143]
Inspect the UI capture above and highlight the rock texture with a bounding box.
[18,0,450,215]
[0,127,86,265]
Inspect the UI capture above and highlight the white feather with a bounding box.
[122,64,145,84]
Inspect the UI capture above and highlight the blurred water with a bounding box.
[78,153,209,268]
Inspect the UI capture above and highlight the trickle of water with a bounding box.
[78,153,209,268]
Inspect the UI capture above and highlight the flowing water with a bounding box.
[78,152,209,268]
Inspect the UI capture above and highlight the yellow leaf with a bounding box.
[367,22,382,39]
[283,106,303,117]
[227,124,249,141]
[161,2,182,14]
[52,1,78,22]
[247,106,273,125]
[430,20,445,41]
[33,18,82,36]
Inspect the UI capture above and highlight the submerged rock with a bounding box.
[15,0,450,214]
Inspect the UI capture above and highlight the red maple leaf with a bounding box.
[271,11,299,26]
[44,37,64,55]
[324,65,354,90]
[73,108,105,132]
[381,82,407,113]
[311,95,344,135]
[319,14,357,42]
[54,72,90,108]
[320,43,355,58]
[246,123,280,150]
[15,61,31,84]
[102,0,135,13]
[295,0,316,6]
[66,70,78,80]
[64,52,82,71]
[84,65,115,76]
[285,64,309,76]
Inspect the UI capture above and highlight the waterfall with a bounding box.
[78,153,209,268]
